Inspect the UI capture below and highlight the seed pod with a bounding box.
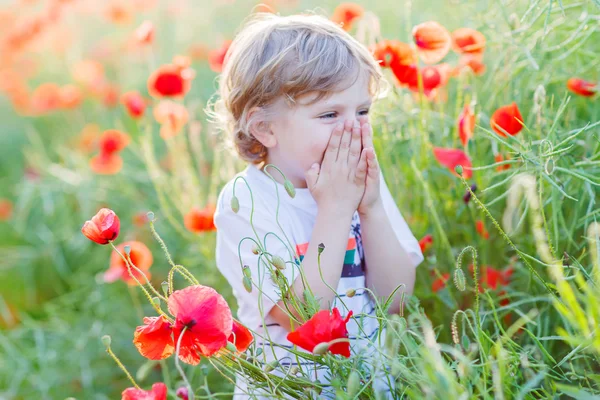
[242,265,251,278]
[152,297,161,307]
[101,335,111,349]
[124,245,131,255]
[347,370,360,397]
[146,211,155,221]
[455,165,463,176]
[312,342,330,355]
[161,281,169,297]
[345,288,356,298]
[230,195,240,213]
[271,255,285,270]
[284,180,296,198]
[318,243,325,255]
[454,268,466,291]
[243,276,252,293]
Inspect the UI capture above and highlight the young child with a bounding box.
[210,12,423,399]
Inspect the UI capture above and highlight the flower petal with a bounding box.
[133,316,174,360]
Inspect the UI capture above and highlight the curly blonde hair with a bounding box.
[206,11,387,165]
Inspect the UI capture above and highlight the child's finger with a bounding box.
[305,163,320,190]
[361,122,374,150]
[354,148,368,184]
[347,121,362,166]
[366,148,379,179]
[337,120,354,162]
[322,122,344,168]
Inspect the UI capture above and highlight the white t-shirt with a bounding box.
[214,163,423,399]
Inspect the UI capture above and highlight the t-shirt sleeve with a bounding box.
[379,170,424,268]
[214,182,301,330]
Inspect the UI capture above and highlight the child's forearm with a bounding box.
[270,207,354,330]
[360,201,416,314]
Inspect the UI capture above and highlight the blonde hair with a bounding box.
[206,11,387,165]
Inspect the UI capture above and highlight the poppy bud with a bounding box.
[242,265,251,278]
[255,348,263,357]
[283,179,296,198]
[318,243,325,255]
[152,297,161,307]
[347,370,360,397]
[545,158,554,174]
[243,276,252,293]
[231,196,240,213]
[271,255,285,270]
[251,245,260,255]
[312,342,330,355]
[161,281,169,297]
[455,165,463,175]
[454,268,466,291]
[81,208,120,245]
[290,366,299,375]
[124,245,131,255]
[226,342,237,352]
[176,386,189,400]
[264,360,278,373]
[101,335,111,349]
[147,211,155,221]
[345,288,356,298]
[463,184,477,204]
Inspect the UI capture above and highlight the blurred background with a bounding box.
[0,0,598,399]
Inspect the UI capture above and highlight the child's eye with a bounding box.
[319,109,370,119]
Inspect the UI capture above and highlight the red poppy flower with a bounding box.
[29,82,62,114]
[133,316,174,360]
[407,65,443,96]
[458,104,475,147]
[184,205,216,233]
[105,241,153,285]
[475,220,489,239]
[567,78,597,97]
[433,147,473,179]
[98,129,130,155]
[89,152,124,175]
[122,382,167,400]
[121,91,146,119]
[419,234,433,253]
[101,83,120,108]
[371,40,416,68]
[176,387,189,400]
[494,153,512,171]
[59,84,83,109]
[331,3,364,31]
[432,272,450,293]
[134,20,154,46]
[390,63,419,87]
[168,285,233,364]
[0,198,13,221]
[451,28,485,55]
[153,100,189,139]
[491,102,523,137]
[147,63,194,98]
[81,208,120,245]
[454,55,486,76]
[412,21,451,64]
[208,40,232,73]
[287,308,353,357]
[472,265,514,291]
[228,319,253,352]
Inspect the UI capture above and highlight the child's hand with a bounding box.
[305,119,368,216]
[357,120,382,217]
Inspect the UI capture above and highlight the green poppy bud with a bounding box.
[146,211,155,221]
[318,243,325,255]
[454,268,466,291]
[243,276,252,293]
[101,335,111,349]
[251,245,260,255]
[455,165,463,175]
[264,360,278,373]
[231,196,240,213]
[124,245,131,255]
[345,288,356,298]
[226,342,237,353]
[347,370,360,397]
[242,265,251,278]
[161,281,169,297]
[312,342,330,355]
[284,180,296,198]
[271,255,285,270]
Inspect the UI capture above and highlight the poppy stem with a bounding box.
[105,344,140,389]
[175,326,195,400]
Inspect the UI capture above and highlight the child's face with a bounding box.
[266,70,372,188]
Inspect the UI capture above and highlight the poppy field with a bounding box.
[1,0,599,399]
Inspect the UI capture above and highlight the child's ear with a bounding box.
[248,107,277,148]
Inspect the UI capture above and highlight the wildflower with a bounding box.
[121,382,167,400]
[81,208,120,244]
[134,21,155,46]
[451,28,485,56]
[228,319,253,353]
[458,103,475,147]
[153,100,189,139]
[419,234,433,253]
[147,61,194,98]
[29,82,62,114]
[208,40,232,73]
[132,212,149,227]
[371,40,416,68]
[89,153,124,175]
[494,153,512,171]
[121,91,146,119]
[475,220,490,239]
[331,3,364,31]
[491,102,523,137]
[176,387,189,400]
[98,129,130,154]
[566,78,597,97]
[412,21,451,64]
[59,84,83,109]
[104,241,153,284]
[477,265,514,291]
[433,147,473,179]
[183,205,216,233]
[133,316,174,360]
[463,184,477,204]
[432,272,450,292]
[454,55,486,76]
[287,308,353,357]
[406,65,443,96]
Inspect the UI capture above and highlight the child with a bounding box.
[210,12,423,399]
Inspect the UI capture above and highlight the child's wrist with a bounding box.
[358,199,384,219]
